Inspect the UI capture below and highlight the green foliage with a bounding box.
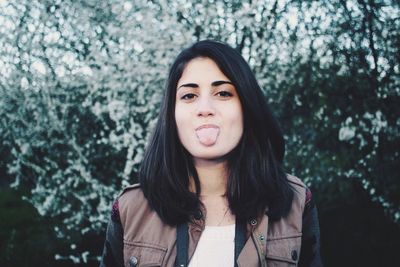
[0,187,104,266]
[0,188,62,267]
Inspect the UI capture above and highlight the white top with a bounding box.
[188,224,235,267]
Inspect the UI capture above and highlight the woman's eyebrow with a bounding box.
[178,83,198,90]
[177,80,233,90]
[212,80,233,86]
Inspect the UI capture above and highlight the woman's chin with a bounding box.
[192,152,230,164]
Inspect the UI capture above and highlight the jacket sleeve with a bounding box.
[99,200,124,267]
[298,188,324,267]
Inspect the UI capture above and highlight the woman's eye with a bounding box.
[216,91,233,97]
[181,93,197,100]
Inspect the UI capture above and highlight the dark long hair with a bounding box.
[139,40,294,225]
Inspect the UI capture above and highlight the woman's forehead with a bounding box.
[177,57,231,86]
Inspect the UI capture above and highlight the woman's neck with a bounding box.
[191,159,228,196]
[191,159,235,226]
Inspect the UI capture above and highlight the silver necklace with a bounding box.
[217,206,230,226]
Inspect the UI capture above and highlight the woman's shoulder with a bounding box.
[117,183,148,208]
[111,183,153,225]
[286,174,313,210]
[118,183,142,198]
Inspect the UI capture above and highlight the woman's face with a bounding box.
[175,57,243,164]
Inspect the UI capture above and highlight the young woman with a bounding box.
[100,40,322,267]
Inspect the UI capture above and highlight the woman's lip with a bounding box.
[195,124,219,130]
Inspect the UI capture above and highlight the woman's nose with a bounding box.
[196,96,215,117]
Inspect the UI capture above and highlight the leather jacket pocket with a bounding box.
[123,241,167,267]
[266,233,302,266]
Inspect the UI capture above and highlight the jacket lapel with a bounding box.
[237,214,269,267]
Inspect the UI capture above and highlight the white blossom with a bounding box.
[31,60,47,75]
[339,126,356,141]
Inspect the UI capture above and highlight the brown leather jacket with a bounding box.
[100,174,323,267]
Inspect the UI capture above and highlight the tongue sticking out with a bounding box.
[195,127,220,146]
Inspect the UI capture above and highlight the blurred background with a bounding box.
[0,0,399,266]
